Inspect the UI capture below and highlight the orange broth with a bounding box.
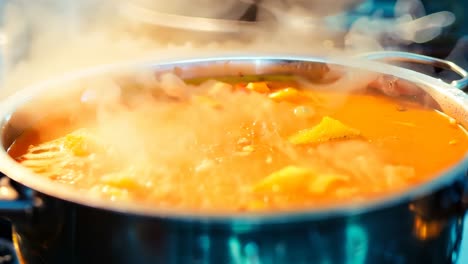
[7,79,468,213]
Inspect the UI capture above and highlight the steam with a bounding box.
[0,0,460,97]
[342,0,456,51]
[132,0,251,19]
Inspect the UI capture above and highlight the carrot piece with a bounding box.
[288,116,361,145]
[100,173,143,190]
[246,82,270,93]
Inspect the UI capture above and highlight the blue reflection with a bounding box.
[345,224,368,264]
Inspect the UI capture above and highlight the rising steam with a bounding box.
[0,0,458,95]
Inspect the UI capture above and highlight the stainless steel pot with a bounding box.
[0,52,467,264]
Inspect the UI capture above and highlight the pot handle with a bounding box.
[0,177,34,220]
[358,51,468,90]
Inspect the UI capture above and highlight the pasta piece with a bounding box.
[307,173,349,194]
[63,129,98,156]
[100,172,143,190]
[253,166,314,193]
[20,129,97,168]
[18,129,106,181]
[253,166,349,195]
[246,82,270,93]
[268,87,300,102]
[288,116,361,145]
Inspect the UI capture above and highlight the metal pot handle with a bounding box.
[0,177,34,220]
[358,51,468,90]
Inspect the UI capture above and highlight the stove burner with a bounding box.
[0,239,17,264]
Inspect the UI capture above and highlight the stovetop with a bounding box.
[460,218,468,263]
[0,239,16,264]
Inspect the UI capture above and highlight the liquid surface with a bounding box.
[8,76,468,213]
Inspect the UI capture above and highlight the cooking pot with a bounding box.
[0,51,467,264]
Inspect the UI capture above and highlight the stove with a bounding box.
[0,238,16,264]
[460,219,468,264]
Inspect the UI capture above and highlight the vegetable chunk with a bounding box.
[246,82,271,93]
[254,166,313,193]
[288,116,361,145]
[253,166,349,194]
[268,88,300,102]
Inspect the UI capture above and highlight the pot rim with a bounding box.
[0,54,467,223]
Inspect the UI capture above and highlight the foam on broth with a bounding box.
[7,73,468,213]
